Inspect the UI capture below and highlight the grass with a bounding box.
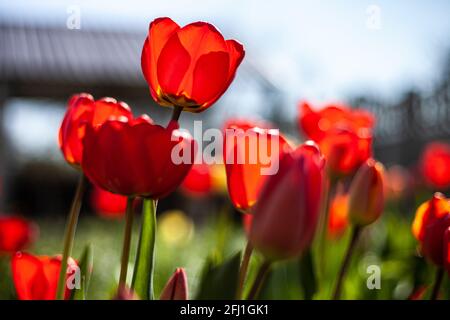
[0,201,448,300]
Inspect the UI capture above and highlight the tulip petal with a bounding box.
[142,17,180,101]
[190,51,230,109]
[12,252,43,300]
[157,33,191,97]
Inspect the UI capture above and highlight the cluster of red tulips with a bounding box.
[0,16,449,300]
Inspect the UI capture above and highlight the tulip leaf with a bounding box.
[196,252,241,300]
[71,244,94,300]
[131,199,157,300]
[298,249,317,300]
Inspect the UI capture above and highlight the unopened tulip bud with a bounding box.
[160,268,188,300]
[348,159,385,226]
[444,227,450,275]
[113,285,140,300]
[249,141,325,261]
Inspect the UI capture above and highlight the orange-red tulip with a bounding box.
[298,101,375,142]
[91,186,128,219]
[159,268,188,300]
[11,252,77,300]
[82,116,196,198]
[249,142,325,260]
[319,128,372,176]
[59,93,133,167]
[420,142,450,190]
[298,102,374,176]
[412,193,450,266]
[142,17,245,112]
[0,217,38,254]
[327,192,349,239]
[180,163,212,197]
[223,121,293,212]
[348,159,384,226]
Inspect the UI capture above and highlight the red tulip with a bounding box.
[141,17,245,112]
[11,252,77,300]
[159,268,188,300]
[444,227,450,275]
[82,115,196,198]
[0,217,38,254]
[249,141,325,260]
[180,163,212,197]
[298,102,374,176]
[412,193,450,266]
[298,101,375,143]
[59,93,133,167]
[420,142,450,190]
[91,186,128,219]
[327,192,349,239]
[348,159,385,226]
[319,128,372,176]
[412,193,450,242]
[224,121,293,212]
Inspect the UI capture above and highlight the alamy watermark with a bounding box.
[171,121,282,176]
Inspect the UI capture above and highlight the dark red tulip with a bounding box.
[0,217,38,254]
[11,252,77,300]
[59,93,133,167]
[180,163,212,197]
[223,121,293,212]
[91,185,128,219]
[160,268,188,300]
[298,101,375,143]
[141,17,245,112]
[348,159,385,226]
[412,193,450,266]
[420,142,450,190]
[249,141,325,260]
[82,115,196,198]
[444,227,450,275]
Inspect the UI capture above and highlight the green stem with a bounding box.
[318,179,335,279]
[56,174,87,300]
[332,225,362,300]
[118,197,135,287]
[430,267,444,300]
[170,105,183,123]
[247,260,271,300]
[131,199,158,299]
[236,241,253,299]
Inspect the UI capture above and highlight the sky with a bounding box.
[1,0,449,103]
[1,0,450,157]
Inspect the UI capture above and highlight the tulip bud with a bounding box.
[249,141,325,260]
[113,285,140,300]
[444,227,450,275]
[348,159,385,226]
[11,252,77,300]
[422,214,450,266]
[160,268,188,300]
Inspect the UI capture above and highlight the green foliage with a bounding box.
[131,199,157,300]
[195,252,241,300]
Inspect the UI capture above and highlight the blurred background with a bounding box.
[0,0,449,299]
